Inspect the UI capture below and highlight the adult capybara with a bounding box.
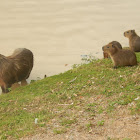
[102,43,137,68]
[124,30,140,52]
[0,48,33,93]
[103,41,122,58]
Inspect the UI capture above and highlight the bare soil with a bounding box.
[21,107,140,140]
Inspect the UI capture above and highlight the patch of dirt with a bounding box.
[21,107,140,140]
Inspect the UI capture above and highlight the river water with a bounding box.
[0,0,140,80]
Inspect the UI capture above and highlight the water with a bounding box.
[0,0,140,80]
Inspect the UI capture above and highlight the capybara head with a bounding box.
[102,43,118,55]
[102,41,122,59]
[124,30,136,38]
[102,41,122,51]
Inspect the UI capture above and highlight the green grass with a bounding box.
[60,118,76,127]
[53,128,67,134]
[0,52,140,139]
[107,137,131,140]
[97,120,105,126]
[86,122,93,131]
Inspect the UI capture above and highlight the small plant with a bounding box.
[97,120,105,126]
[117,94,136,105]
[107,137,111,140]
[85,103,97,113]
[107,101,116,113]
[72,64,81,69]
[53,128,67,134]
[30,80,36,83]
[122,138,131,140]
[129,100,140,114]
[97,106,104,114]
[87,103,98,107]
[86,122,93,131]
[60,119,76,126]
[81,54,97,63]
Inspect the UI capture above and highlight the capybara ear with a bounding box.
[112,44,115,48]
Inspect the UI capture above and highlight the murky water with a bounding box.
[0,0,140,80]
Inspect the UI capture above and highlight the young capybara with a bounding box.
[102,43,137,68]
[124,30,140,52]
[103,41,122,58]
[0,48,33,93]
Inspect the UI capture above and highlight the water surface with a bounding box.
[0,0,140,79]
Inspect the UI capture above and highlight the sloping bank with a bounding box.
[0,53,140,140]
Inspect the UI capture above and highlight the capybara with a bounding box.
[124,30,140,52]
[102,43,137,68]
[0,48,33,93]
[103,41,122,58]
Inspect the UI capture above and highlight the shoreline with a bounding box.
[0,0,140,80]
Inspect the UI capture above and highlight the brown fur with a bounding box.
[124,30,140,52]
[11,80,28,91]
[0,48,33,93]
[102,43,137,68]
[11,83,21,90]
[103,41,122,58]
[21,79,28,86]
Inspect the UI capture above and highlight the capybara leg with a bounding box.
[113,66,118,69]
[1,86,6,93]
[11,83,21,90]
[21,79,28,86]
[5,84,11,93]
[5,88,9,93]
[1,86,9,93]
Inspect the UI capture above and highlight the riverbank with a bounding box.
[0,52,139,140]
[1,0,140,78]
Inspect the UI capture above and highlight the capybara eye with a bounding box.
[127,32,129,33]
[107,46,109,48]
[131,30,133,32]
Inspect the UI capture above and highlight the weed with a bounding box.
[122,138,131,140]
[53,128,67,134]
[97,120,105,126]
[86,122,93,131]
[60,119,76,127]
[107,101,116,113]
[97,106,104,114]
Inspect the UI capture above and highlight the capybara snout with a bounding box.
[124,32,125,37]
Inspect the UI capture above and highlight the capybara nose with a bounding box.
[102,46,104,51]
[124,32,125,36]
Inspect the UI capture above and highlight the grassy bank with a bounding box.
[0,53,140,140]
